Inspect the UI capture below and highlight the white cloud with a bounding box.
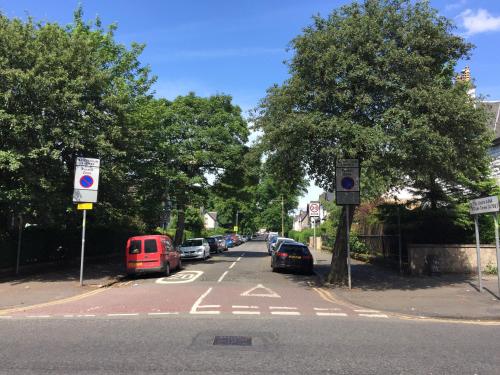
[445,0,467,12]
[460,8,500,35]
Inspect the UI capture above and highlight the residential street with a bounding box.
[1,240,499,374]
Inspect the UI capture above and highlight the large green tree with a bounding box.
[0,9,153,232]
[255,0,492,285]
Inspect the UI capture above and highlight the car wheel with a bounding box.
[164,262,170,277]
[177,259,182,271]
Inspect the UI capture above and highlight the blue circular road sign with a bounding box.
[341,176,355,190]
[80,175,94,188]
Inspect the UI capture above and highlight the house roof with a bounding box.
[294,210,308,223]
[484,101,500,142]
[205,212,217,221]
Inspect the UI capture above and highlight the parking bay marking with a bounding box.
[156,270,204,284]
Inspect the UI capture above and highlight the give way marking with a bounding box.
[155,270,204,284]
[240,284,281,298]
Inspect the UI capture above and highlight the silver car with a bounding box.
[179,238,210,260]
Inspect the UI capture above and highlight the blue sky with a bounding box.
[1,0,500,209]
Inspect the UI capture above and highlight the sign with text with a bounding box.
[73,157,100,203]
[336,159,360,205]
[309,202,320,217]
[469,196,499,215]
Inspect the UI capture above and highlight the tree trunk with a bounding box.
[174,200,186,247]
[327,205,356,286]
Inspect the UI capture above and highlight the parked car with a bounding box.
[225,236,234,248]
[126,235,181,276]
[179,238,210,260]
[214,235,228,251]
[206,236,221,254]
[271,242,314,274]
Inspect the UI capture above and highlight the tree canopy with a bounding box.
[255,0,493,284]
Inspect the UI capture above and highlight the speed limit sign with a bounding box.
[309,202,320,217]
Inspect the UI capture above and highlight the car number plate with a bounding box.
[289,256,301,260]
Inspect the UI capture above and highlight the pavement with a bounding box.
[0,256,124,311]
[310,247,500,321]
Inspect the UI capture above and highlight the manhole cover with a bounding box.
[213,336,252,346]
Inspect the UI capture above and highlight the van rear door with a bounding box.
[127,238,143,270]
[141,237,161,269]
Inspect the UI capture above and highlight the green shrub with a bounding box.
[485,262,498,275]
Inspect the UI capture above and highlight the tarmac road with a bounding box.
[1,240,499,374]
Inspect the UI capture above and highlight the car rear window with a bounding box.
[183,239,202,246]
[281,245,310,256]
[144,239,158,253]
[129,240,142,254]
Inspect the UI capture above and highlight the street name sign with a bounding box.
[309,201,320,217]
[469,196,499,215]
[335,159,360,205]
[73,157,100,203]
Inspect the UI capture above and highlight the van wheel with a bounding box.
[177,259,183,271]
[164,263,170,277]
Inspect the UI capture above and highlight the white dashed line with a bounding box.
[192,311,220,315]
[358,313,389,318]
[269,306,298,310]
[237,257,242,261]
[316,312,348,317]
[63,315,74,318]
[271,311,301,316]
[217,271,229,283]
[107,313,139,317]
[148,312,179,316]
[354,309,380,313]
[228,262,237,269]
[232,311,261,315]
[77,314,96,317]
[27,315,51,318]
[0,316,13,319]
[232,305,259,309]
[198,305,220,308]
[314,307,341,311]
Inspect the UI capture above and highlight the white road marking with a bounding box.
[156,270,204,284]
[237,257,242,261]
[198,305,220,308]
[0,316,13,319]
[77,314,96,317]
[107,313,139,317]
[316,312,348,317]
[228,262,237,269]
[191,311,220,315]
[314,307,341,311]
[240,284,281,298]
[63,315,74,318]
[148,312,179,316]
[269,306,298,310]
[271,311,301,316]
[354,309,380,313]
[190,287,220,315]
[27,315,51,318]
[217,271,229,283]
[232,311,261,315]
[232,305,259,309]
[358,313,389,318]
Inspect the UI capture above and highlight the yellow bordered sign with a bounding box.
[77,203,93,210]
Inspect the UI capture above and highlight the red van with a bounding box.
[126,235,181,276]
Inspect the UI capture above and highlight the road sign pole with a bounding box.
[473,214,482,292]
[15,214,23,275]
[313,219,316,252]
[79,210,87,287]
[346,205,351,290]
[494,213,500,296]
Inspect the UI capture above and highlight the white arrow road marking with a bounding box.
[156,270,204,284]
[240,284,281,298]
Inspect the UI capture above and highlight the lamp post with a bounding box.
[281,195,284,237]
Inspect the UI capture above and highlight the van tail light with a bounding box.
[276,252,288,258]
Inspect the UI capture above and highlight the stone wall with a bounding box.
[408,244,498,275]
[308,236,322,251]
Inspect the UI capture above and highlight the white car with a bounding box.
[179,238,210,260]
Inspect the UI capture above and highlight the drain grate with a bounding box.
[213,335,252,346]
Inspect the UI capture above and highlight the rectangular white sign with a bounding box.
[74,157,100,191]
[470,196,499,215]
[309,202,321,217]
